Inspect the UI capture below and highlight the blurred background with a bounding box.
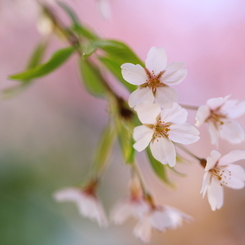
[1,0,245,244]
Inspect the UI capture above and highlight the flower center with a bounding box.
[141,68,166,93]
[152,119,171,141]
[206,110,227,128]
[211,166,231,186]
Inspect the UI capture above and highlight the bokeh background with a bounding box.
[1,0,245,244]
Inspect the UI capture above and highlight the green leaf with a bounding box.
[91,123,116,176]
[99,56,136,93]
[9,47,75,81]
[92,39,144,65]
[78,58,106,97]
[146,147,174,187]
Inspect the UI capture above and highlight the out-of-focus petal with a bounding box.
[135,102,161,124]
[205,150,221,171]
[133,215,152,243]
[150,137,176,167]
[207,178,224,211]
[151,210,171,231]
[195,105,210,127]
[53,188,81,202]
[208,122,219,147]
[219,120,245,144]
[145,46,167,74]
[128,87,154,108]
[121,63,147,85]
[169,123,199,144]
[160,62,187,85]
[133,126,153,152]
[206,95,230,110]
[155,86,178,108]
[160,103,187,123]
[221,100,245,118]
[219,150,245,166]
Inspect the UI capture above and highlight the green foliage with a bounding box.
[99,56,136,92]
[9,47,75,81]
[78,57,106,97]
[146,147,174,187]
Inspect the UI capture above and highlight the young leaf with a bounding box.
[92,39,144,65]
[9,47,75,81]
[99,56,136,93]
[146,147,174,187]
[78,58,106,97]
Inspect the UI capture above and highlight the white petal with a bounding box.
[150,137,176,167]
[207,178,224,211]
[121,63,147,85]
[160,62,187,85]
[133,215,152,243]
[222,165,245,189]
[168,123,200,144]
[97,0,111,19]
[155,86,178,108]
[219,120,245,144]
[208,122,219,147]
[160,103,187,123]
[133,126,153,152]
[219,150,245,166]
[128,87,154,108]
[221,100,245,118]
[151,210,172,231]
[206,95,230,110]
[145,46,167,74]
[53,188,81,202]
[134,102,161,124]
[195,105,210,127]
[205,150,221,171]
[200,172,212,197]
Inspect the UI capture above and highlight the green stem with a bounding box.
[180,104,199,110]
[175,143,202,161]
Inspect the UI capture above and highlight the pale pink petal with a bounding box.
[151,210,171,231]
[160,103,187,123]
[160,62,187,85]
[208,122,219,147]
[150,137,176,167]
[164,206,193,229]
[128,87,154,108]
[133,125,153,152]
[219,120,245,144]
[155,86,178,108]
[222,165,245,189]
[97,0,111,19]
[133,215,152,243]
[221,100,245,118]
[207,177,224,211]
[134,102,161,124]
[200,172,212,197]
[121,63,147,85]
[53,188,81,202]
[195,105,210,127]
[168,123,200,144]
[219,150,245,166]
[206,95,230,110]
[205,150,221,171]
[145,46,167,74]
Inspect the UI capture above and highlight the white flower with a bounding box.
[53,186,108,227]
[133,206,192,243]
[133,102,199,167]
[110,177,149,224]
[121,46,187,108]
[195,95,245,146]
[201,150,245,211]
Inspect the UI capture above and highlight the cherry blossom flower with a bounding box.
[53,182,108,227]
[121,46,187,108]
[201,150,245,211]
[133,205,192,243]
[96,0,111,19]
[110,177,149,224]
[133,102,199,167]
[195,95,245,146]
